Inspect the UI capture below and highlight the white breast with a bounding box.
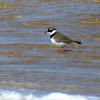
[51,38,66,47]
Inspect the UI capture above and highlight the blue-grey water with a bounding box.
[0,0,100,100]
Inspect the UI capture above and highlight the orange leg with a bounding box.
[58,47,65,53]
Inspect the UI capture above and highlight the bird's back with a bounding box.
[53,32,73,44]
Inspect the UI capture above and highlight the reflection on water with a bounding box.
[0,0,100,97]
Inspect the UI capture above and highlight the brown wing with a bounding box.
[54,32,73,44]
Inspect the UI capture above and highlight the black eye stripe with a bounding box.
[48,28,56,32]
[48,29,53,32]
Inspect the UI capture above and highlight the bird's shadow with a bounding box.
[64,49,73,52]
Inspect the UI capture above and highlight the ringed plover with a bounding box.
[45,27,81,52]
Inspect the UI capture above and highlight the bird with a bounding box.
[45,27,81,52]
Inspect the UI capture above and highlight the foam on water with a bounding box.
[0,91,100,100]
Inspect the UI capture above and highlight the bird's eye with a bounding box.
[48,29,53,32]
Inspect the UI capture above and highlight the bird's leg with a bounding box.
[61,47,65,53]
[58,47,65,53]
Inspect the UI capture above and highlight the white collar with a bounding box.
[49,30,57,35]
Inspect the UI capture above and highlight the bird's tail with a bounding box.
[74,40,82,44]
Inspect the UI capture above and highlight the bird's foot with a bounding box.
[58,48,65,53]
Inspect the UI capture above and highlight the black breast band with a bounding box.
[50,33,56,38]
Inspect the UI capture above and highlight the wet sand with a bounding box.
[0,0,100,96]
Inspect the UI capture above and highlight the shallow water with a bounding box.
[0,0,100,99]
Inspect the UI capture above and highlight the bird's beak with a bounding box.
[45,31,48,34]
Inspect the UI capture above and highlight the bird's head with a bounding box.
[45,27,56,35]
